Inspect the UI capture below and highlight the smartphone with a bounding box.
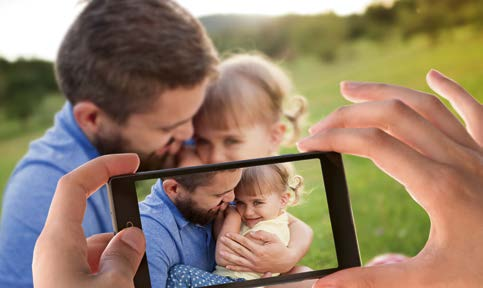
[107,151,360,288]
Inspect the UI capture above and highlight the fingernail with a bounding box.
[429,68,445,79]
[296,140,307,152]
[120,227,145,254]
[340,81,362,90]
[308,126,319,135]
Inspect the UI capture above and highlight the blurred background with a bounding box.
[1,0,482,265]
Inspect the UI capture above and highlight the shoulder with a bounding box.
[24,127,92,172]
[140,201,179,259]
[3,161,66,215]
[139,185,178,232]
[142,216,180,288]
[17,104,98,175]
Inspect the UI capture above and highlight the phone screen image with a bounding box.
[108,152,360,288]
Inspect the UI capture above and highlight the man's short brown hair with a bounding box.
[165,169,240,193]
[55,0,218,123]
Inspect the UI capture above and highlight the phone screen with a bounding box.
[134,158,338,287]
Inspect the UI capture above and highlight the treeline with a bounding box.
[1,0,482,123]
[0,58,58,122]
[201,0,483,62]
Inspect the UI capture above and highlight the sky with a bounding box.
[0,0,379,61]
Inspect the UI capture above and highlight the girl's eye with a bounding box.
[235,201,245,207]
[254,201,264,206]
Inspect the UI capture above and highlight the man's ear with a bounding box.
[73,102,106,140]
[269,122,286,153]
[163,179,180,201]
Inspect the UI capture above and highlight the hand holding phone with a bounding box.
[108,152,360,288]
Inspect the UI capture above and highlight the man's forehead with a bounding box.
[196,170,242,192]
[129,79,209,124]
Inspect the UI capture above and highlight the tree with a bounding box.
[0,58,58,122]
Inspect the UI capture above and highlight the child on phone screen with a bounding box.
[166,163,306,287]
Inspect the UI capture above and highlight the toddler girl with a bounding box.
[189,53,307,164]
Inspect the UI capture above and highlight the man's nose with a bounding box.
[173,120,194,141]
[223,191,235,203]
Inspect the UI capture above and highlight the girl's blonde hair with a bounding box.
[194,53,307,144]
[235,163,304,207]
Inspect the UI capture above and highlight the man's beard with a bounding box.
[93,130,177,171]
[176,196,221,226]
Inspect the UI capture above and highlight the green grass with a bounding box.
[289,159,337,270]
[1,27,482,268]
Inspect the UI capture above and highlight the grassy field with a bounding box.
[1,27,482,268]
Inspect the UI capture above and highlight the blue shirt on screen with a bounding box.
[0,102,112,288]
[139,180,216,288]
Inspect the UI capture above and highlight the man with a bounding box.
[0,0,217,287]
[139,170,243,287]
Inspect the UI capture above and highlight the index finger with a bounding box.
[315,80,477,150]
[426,69,483,146]
[225,233,260,255]
[298,128,441,213]
[46,154,140,229]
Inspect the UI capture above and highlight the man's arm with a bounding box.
[0,164,64,287]
[286,213,313,264]
[141,216,179,288]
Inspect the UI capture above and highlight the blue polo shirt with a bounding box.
[139,179,216,288]
[0,102,112,288]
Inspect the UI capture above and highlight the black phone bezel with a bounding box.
[107,151,360,288]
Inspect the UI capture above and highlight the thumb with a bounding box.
[97,227,146,286]
[314,264,410,288]
[262,272,272,278]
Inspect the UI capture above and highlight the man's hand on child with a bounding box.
[221,231,296,274]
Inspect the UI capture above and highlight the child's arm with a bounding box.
[215,206,242,267]
[286,213,313,263]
